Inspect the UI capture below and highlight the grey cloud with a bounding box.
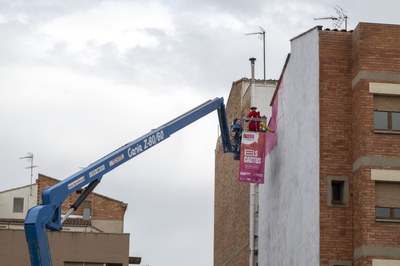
[2,1,400,266]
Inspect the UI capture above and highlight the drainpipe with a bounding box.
[249,57,257,266]
[249,183,256,266]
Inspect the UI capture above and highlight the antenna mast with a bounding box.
[314,5,348,30]
[245,26,266,80]
[20,152,37,186]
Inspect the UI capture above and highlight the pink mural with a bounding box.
[266,81,283,154]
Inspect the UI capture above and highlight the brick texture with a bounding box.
[319,29,354,265]
[215,23,400,266]
[37,173,127,221]
[320,23,400,266]
[214,80,250,266]
[351,23,400,266]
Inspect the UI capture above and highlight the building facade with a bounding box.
[214,23,400,266]
[0,173,136,266]
[214,78,277,266]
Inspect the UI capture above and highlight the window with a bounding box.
[374,111,388,130]
[327,176,349,207]
[331,181,344,204]
[375,207,391,219]
[374,111,400,131]
[394,208,400,218]
[393,112,400,130]
[375,207,400,220]
[375,181,400,221]
[82,201,91,221]
[13,197,24,213]
[373,95,400,132]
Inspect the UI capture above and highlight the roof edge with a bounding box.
[38,173,127,206]
[270,53,291,106]
[290,25,322,42]
[0,183,36,194]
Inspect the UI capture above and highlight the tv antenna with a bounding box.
[314,5,348,30]
[20,152,37,186]
[245,26,266,80]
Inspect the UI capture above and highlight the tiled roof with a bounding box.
[0,218,24,225]
[232,77,278,85]
[322,28,353,32]
[0,218,91,227]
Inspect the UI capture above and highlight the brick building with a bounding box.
[37,173,127,233]
[0,173,140,265]
[214,78,277,266]
[214,23,400,266]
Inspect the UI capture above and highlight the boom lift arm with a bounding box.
[24,97,241,266]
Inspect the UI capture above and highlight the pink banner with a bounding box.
[239,131,265,184]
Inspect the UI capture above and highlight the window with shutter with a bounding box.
[374,95,400,133]
[375,181,400,220]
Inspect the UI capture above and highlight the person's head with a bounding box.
[250,107,257,111]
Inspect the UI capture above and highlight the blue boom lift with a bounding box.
[24,97,242,266]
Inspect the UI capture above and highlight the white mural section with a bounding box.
[259,27,320,265]
[252,82,276,121]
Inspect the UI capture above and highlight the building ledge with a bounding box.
[376,219,400,223]
[129,257,142,264]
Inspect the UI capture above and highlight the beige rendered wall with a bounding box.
[92,219,124,233]
[0,230,129,266]
[0,184,38,219]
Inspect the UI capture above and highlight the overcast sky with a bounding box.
[0,1,399,265]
